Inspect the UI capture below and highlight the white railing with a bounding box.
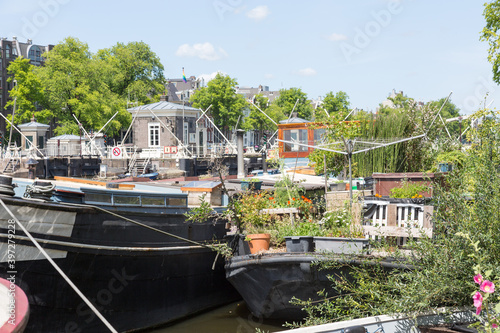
[363,201,433,244]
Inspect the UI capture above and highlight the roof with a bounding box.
[180,180,222,192]
[237,86,281,104]
[279,116,311,124]
[48,134,86,141]
[127,101,200,112]
[17,120,50,129]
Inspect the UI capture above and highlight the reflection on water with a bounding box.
[149,302,287,333]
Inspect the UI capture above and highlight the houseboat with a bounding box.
[0,176,240,332]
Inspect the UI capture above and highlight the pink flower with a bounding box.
[473,292,483,308]
[493,324,498,329]
[476,306,482,315]
[474,274,483,284]
[480,280,495,294]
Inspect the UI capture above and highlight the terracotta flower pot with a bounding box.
[247,233,271,254]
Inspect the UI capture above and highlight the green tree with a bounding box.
[427,97,462,138]
[317,91,350,121]
[5,57,46,125]
[96,41,165,104]
[36,37,127,135]
[242,94,285,136]
[482,0,500,84]
[190,73,247,134]
[7,37,165,136]
[273,87,312,120]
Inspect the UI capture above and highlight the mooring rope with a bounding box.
[23,182,55,200]
[0,198,118,333]
[58,201,229,256]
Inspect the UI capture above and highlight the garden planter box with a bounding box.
[241,180,263,191]
[314,237,369,254]
[285,236,315,252]
[330,183,346,191]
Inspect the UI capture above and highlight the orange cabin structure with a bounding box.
[277,120,360,158]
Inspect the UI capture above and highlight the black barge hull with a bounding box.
[0,196,239,332]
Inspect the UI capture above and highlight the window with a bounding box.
[283,129,308,152]
[85,193,112,204]
[314,128,326,145]
[148,123,160,147]
[114,195,140,206]
[5,45,10,58]
[28,45,43,63]
[183,123,188,144]
[142,196,165,206]
[26,135,33,149]
[167,197,187,207]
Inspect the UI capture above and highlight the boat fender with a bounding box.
[343,326,367,333]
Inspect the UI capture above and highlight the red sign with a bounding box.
[112,147,122,157]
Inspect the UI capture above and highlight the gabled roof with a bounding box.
[127,101,199,112]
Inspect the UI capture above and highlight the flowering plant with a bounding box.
[457,232,500,332]
[471,273,500,332]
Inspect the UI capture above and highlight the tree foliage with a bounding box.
[316,91,350,122]
[273,87,312,120]
[190,73,247,133]
[292,108,500,328]
[242,94,285,134]
[309,93,463,177]
[482,0,500,84]
[6,57,46,125]
[6,37,165,136]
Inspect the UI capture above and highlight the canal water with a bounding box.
[149,301,288,333]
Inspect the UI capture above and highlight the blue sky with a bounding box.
[0,0,497,115]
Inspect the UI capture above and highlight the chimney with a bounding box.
[160,95,168,102]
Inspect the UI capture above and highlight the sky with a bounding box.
[0,0,498,115]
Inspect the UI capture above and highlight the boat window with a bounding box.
[114,195,140,206]
[167,197,187,207]
[283,129,308,152]
[85,193,112,204]
[142,196,166,206]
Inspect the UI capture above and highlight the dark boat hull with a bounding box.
[225,252,408,321]
[0,196,240,332]
[225,253,339,321]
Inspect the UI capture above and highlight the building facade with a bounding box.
[126,96,207,156]
[0,37,53,134]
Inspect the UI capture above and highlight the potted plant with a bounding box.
[240,177,263,190]
[389,178,429,203]
[245,233,272,254]
[231,191,273,254]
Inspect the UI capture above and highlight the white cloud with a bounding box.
[246,5,270,21]
[327,33,348,41]
[175,43,227,61]
[297,68,317,76]
[264,73,275,79]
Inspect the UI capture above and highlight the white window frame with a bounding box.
[148,123,160,147]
